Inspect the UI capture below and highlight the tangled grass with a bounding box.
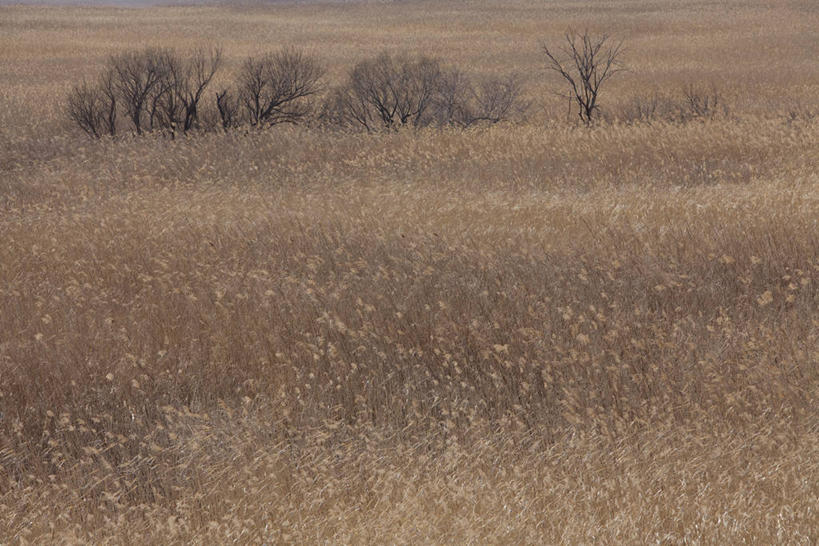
[1,0,818,542]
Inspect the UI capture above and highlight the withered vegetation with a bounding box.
[1,0,818,542]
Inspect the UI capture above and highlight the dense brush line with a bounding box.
[67,46,528,139]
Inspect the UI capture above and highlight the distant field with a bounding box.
[1,1,818,542]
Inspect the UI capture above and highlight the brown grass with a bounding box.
[1,0,818,542]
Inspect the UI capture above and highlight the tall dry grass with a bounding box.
[1,0,818,542]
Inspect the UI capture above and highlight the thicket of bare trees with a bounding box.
[322,53,526,131]
[67,47,525,138]
[68,47,222,139]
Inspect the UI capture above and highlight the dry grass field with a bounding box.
[1,0,818,542]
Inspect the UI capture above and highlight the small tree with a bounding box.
[66,81,105,138]
[179,48,222,133]
[542,30,624,125]
[431,70,526,128]
[331,53,443,131]
[109,48,171,135]
[98,67,118,137]
[147,50,179,133]
[68,47,223,138]
[237,49,324,127]
[467,73,527,126]
[215,88,241,130]
[66,69,118,138]
[154,48,222,136]
[431,67,472,126]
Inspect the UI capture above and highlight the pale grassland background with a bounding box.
[1,0,818,543]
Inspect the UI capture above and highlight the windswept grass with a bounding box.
[1,0,818,542]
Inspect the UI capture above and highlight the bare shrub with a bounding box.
[320,84,370,129]
[328,52,443,131]
[66,81,106,138]
[785,101,817,124]
[66,69,118,138]
[621,85,727,125]
[151,48,222,136]
[325,54,526,131]
[109,48,172,135]
[177,48,223,133]
[431,70,526,127]
[237,49,324,127]
[620,91,678,125]
[467,73,527,126]
[430,67,472,126]
[67,47,223,138]
[146,50,180,134]
[542,30,625,125]
[215,88,241,130]
[681,83,723,120]
[98,67,118,137]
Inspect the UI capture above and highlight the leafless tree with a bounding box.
[98,67,118,137]
[467,73,527,126]
[179,48,222,132]
[319,85,370,129]
[620,90,681,125]
[238,49,324,127]
[431,67,472,127]
[338,53,443,131]
[621,92,661,124]
[542,30,624,125]
[215,88,240,130]
[147,50,179,133]
[66,81,105,138]
[109,48,171,135]
[67,68,119,138]
[152,48,222,136]
[75,47,223,138]
[431,69,526,128]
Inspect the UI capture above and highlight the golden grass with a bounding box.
[1,0,818,542]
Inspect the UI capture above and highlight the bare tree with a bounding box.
[98,67,118,137]
[215,88,240,130]
[147,50,179,134]
[359,53,440,129]
[429,69,527,128]
[66,81,105,138]
[109,48,171,135]
[67,68,120,138]
[319,85,371,129]
[152,48,223,136]
[467,73,527,126]
[84,47,223,138]
[238,49,324,127]
[542,30,624,125]
[621,92,661,124]
[179,48,222,133]
[326,53,444,131]
[431,67,473,127]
